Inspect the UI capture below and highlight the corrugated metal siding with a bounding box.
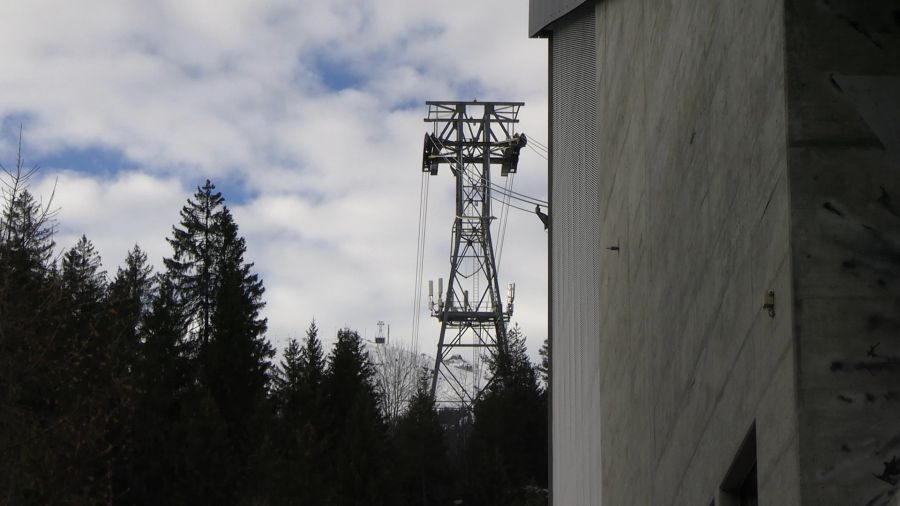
[549,7,601,506]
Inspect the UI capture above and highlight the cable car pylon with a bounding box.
[420,100,527,408]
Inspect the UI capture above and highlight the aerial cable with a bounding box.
[499,173,513,262]
[488,182,548,207]
[495,172,510,268]
[529,141,549,153]
[496,172,515,269]
[489,194,538,214]
[411,171,430,354]
[526,143,549,161]
[460,168,547,207]
[410,172,425,352]
[417,175,430,352]
[459,170,547,215]
[528,136,550,152]
[466,171,548,207]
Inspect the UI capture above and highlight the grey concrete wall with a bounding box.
[548,0,800,504]
[784,1,900,505]
[546,1,900,504]
[593,0,798,503]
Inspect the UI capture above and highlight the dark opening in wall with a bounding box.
[720,424,758,506]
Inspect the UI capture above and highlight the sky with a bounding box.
[0,0,549,359]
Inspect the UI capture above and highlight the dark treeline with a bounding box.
[0,154,547,505]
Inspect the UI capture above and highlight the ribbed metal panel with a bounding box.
[550,6,600,506]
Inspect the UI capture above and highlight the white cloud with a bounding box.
[1,0,549,360]
[33,171,187,272]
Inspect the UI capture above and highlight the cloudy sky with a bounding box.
[0,0,549,359]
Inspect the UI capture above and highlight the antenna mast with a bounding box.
[421,101,526,407]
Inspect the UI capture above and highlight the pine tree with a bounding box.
[299,320,325,391]
[205,207,272,430]
[467,324,548,505]
[164,180,225,346]
[323,328,389,505]
[390,372,450,505]
[139,274,192,393]
[274,320,324,422]
[0,160,68,503]
[104,246,155,501]
[61,235,107,310]
[127,273,199,505]
[276,337,304,412]
[0,137,56,274]
[58,235,139,505]
[267,320,328,505]
[162,183,274,503]
[0,189,55,274]
[107,245,154,343]
[538,337,549,386]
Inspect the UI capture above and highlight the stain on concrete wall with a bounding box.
[786,0,900,504]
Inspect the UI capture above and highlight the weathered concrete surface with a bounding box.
[546,0,799,504]
[590,0,797,504]
[785,1,900,505]
[542,0,900,504]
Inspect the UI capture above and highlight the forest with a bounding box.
[0,150,548,505]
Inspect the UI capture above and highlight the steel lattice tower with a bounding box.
[421,101,527,406]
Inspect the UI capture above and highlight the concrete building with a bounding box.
[531,1,900,504]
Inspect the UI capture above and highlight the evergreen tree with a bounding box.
[467,324,548,505]
[104,245,155,501]
[161,182,274,503]
[107,245,154,344]
[267,320,327,505]
[390,372,450,505]
[0,189,55,274]
[274,320,324,422]
[323,328,389,505]
[205,207,272,430]
[0,167,69,503]
[57,235,139,505]
[61,235,107,311]
[538,337,549,386]
[126,273,195,505]
[275,337,304,413]
[164,180,225,346]
[299,320,325,392]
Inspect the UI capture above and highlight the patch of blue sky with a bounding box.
[23,142,257,207]
[38,145,131,177]
[185,173,254,207]
[313,54,365,92]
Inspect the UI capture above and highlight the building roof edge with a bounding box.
[529,0,590,37]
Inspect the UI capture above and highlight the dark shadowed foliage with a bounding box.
[0,165,548,505]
